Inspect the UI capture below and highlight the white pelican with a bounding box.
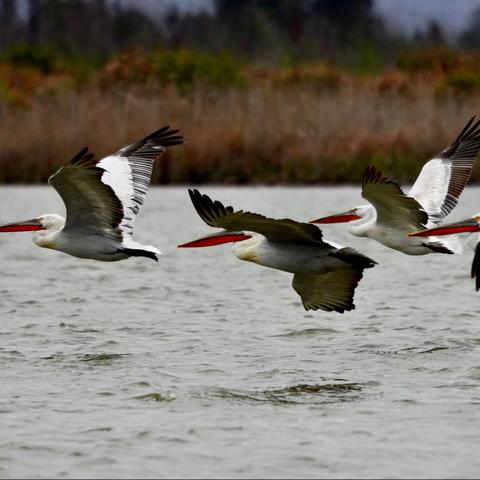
[311,117,480,255]
[0,126,183,261]
[178,189,376,313]
[409,215,480,290]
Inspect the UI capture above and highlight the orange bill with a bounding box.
[178,232,252,248]
[409,218,480,237]
[311,210,362,224]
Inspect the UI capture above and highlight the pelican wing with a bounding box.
[409,117,480,222]
[472,242,480,291]
[362,166,428,230]
[48,148,124,241]
[188,189,324,243]
[49,127,183,238]
[292,267,363,312]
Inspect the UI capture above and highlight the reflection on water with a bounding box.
[0,186,480,478]
[207,382,365,405]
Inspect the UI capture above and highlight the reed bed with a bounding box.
[1,79,480,184]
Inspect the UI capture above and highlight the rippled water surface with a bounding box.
[1,186,480,479]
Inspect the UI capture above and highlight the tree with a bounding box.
[0,0,22,48]
[459,6,480,50]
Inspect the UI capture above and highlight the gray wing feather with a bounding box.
[48,148,124,241]
[189,189,325,243]
[292,267,364,313]
[362,166,428,230]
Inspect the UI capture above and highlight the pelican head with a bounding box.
[0,214,65,247]
[310,205,374,238]
[178,231,261,264]
[310,205,371,225]
[0,214,64,233]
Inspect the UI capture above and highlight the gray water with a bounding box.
[1,185,480,479]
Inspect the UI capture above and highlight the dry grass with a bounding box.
[2,80,480,184]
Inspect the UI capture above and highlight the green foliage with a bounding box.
[58,54,103,84]
[443,73,480,95]
[149,49,246,90]
[2,44,59,73]
[351,43,386,75]
[0,79,16,105]
[397,47,458,73]
[0,44,100,82]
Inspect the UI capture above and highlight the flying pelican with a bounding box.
[409,215,480,290]
[178,189,376,313]
[311,117,480,255]
[0,127,183,261]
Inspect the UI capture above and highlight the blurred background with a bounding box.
[2,0,480,184]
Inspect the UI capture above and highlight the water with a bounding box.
[1,185,480,479]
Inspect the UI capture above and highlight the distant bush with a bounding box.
[97,51,152,86]
[441,73,480,95]
[98,48,246,90]
[275,63,346,91]
[1,45,59,74]
[0,79,16,105]
[397,47,459,74]
[150,49,246,90]
[0,63,48,105]
[373,71,415,98]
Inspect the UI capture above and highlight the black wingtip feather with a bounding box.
[120,126,185,159]
[456,116,480,143]
[121,247,159,262]
[453,116,475,144]
[362,165,393,187]
[69,147,95,166]
[141,126,185,147]
[440,115,480,158]
[188,188,218,227]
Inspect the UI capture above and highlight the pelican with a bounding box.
[0,126,183,261]
[178,189,377,313]
[311,117,480,255]
[409,215,480,290]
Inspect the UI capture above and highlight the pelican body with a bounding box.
[312,117,480,256]
[0,127,184,261]
[179,189,377,313]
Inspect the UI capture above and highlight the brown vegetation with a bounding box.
[2,48,480,184]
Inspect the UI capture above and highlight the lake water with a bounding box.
[1,185,480,479]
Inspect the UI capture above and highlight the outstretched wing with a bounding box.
[49,127,183,238]
[409,116,480,223]
[362,166,428,231]
[472,241,480,291]
[188,189,325,243]
[292,267,364,313]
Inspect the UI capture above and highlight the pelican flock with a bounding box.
[0,126,183,261]
[311,117,480,256]
[1,117,480,313]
